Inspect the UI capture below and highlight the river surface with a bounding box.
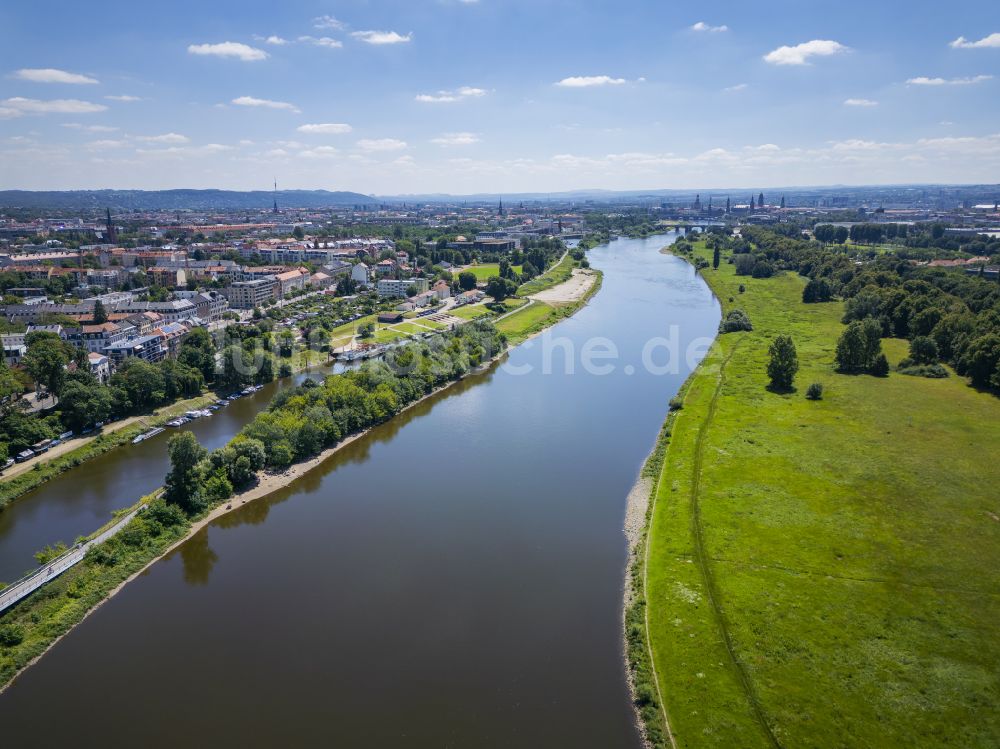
[0,234,719,748]
[0,365,345,583]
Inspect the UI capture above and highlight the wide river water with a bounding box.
[0,233,719,748]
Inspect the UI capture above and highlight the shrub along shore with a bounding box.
[627,240,1000,748]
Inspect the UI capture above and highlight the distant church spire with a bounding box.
[498,197,505,217]
[726,196,731,213]
[758,191,765,207]
[780,195,786,209]
[105,208,117,244]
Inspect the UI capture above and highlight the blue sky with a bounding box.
[1,0,998,194]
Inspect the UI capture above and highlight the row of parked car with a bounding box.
[2,430,78,472]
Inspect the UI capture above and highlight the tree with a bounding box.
[458,271,477,291]
[909,336,939,365]
[178,327,216,382]
[871,353,890,377]
[23,334,70,396]
[164,432,207,514]
[230,455,256,487]
[802,278,834,303]
[805,383,824,400]
[766,335,799,391]
[719,309,753,333]
[111,358,166,410]
[958,333,1000,388]
[712,246,721,269]
[292,226,305,240]
[835,319,883,373]
[485,276,516,302]
[59,377,113,432]
[92,299,108,324]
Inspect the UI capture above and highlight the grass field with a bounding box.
[448,304,492,321]
[639,245,1000,748]
[461,263,522,282]
[517,253,575,296]
[497,270,603,345]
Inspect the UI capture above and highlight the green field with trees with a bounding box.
[632,237,1000,748]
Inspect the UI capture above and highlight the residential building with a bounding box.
[432,280,451,301]
[72,322,127,353]
[1,334,26,366]
[104,335,165,365]
[225,278,277,309]
[377,277,429,298]
[275,268,310,297]
[351,262,370,287]
[310,271,334,290]
[87,352,111,383]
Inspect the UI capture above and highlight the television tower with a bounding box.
[273,179,279,214]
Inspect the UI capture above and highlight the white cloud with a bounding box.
[62,123,118,132]
[844,98,878,107]
[351,30,412,45]
[431,132,480,146]
[907,75,993,86]
[415,86,487,103]
[187,42,268,62]
[13,68,98,84]
[136,133,190,144]
[357,138,408,152]
[763,40,848,66]
[1,97,107,114]
[297,123,353,135]
[313,15,344,30]
[231,96,300,113]
[724,83,748,92]
[555,75,627,88]
[105,94,142,102]
[298,146,339,159]
[264,36,289,46]
[298,36,343,49]
[950,33,1000,49]
[691,22,728,33]
[0,107,23,120]
[87,139,128,150]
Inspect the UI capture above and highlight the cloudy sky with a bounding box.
[1,0,998,194]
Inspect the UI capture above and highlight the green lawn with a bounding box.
[448,304,491,320]
[517,253,575,296]
[460,263,522,281]
[640,246,1000,748]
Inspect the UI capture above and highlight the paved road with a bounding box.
[0,507,141,614]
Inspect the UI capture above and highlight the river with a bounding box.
[0,233,720,747]
[0,363,344,583]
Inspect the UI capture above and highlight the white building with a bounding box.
[351,262,370,287]
[377,277,429,299]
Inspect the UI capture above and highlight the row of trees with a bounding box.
[162,321,507,514]
[740,226,1000,391]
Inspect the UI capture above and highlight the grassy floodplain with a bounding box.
[636,243,1000,748]
[461,263,523,282]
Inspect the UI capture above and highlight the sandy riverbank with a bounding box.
[529,268,598,304]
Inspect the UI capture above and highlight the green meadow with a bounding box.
[639,245,1000,748]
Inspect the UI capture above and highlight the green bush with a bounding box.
[806,383,824,400]
[0,624,25,647]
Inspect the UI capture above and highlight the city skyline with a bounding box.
[1,0,999,192]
